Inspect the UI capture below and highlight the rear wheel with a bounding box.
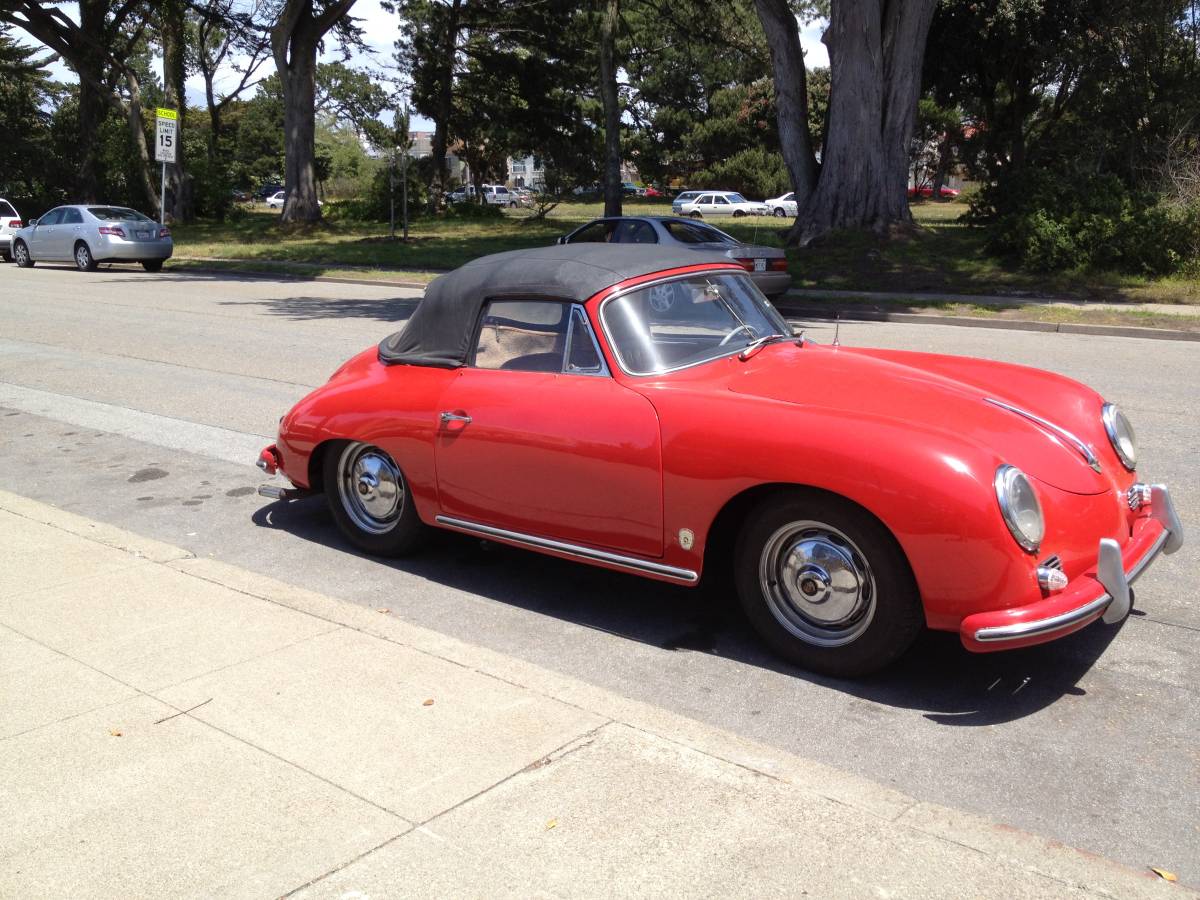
[733,210,746,218]
[141,260,163,273]
[324,441,425,557]
[689,211,702,219]
[74,241,97,272]
[1,249,11,263]
[734,492,922,677]
[13,240,33,267]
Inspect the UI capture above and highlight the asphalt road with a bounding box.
[2,263,1197,883]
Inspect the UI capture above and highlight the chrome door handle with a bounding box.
[440,411,472,425]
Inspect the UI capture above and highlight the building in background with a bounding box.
[507,155,546,190]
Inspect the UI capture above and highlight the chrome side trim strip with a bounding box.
[984,398,1102,473]
[974,528,1169,643]
[434,516,699,584]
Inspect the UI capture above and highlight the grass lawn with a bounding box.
[168,198,1200,309]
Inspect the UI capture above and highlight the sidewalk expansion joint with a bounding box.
[277,828,414,899]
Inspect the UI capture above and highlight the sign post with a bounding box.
[154,107,178,224]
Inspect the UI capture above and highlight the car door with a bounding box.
[28,208,64,258]
[57,207,85,258]
[434,300,664,558]
[712,195,731,215]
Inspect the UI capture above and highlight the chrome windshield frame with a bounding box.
[597,269,792,378]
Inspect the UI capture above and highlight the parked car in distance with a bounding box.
[257,183,283,200]
[908,184,960,199]
[678,191,770,218]
[230,188,251,202]
[483,185,519,207]
[766,192,798,218]
[557,215,791,297]
[622,182,642,195]
[256,243,1182,677]
[10,204,172,272]
[0,198,22,262]
[671,190,703,214]
[642,186,665,198]
[266,191,322,210]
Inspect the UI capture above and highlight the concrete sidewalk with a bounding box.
[0,489,1185,899]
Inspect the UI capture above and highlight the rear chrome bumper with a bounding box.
[98,238,173,261]
[960,483,1183,650]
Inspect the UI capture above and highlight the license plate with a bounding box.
[754,258,766,272]
[136,230,149,239]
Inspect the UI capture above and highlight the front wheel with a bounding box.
[142,260,163,273]
[732,210,746,218]
[74,242,97,271]
[689,211,702,219]
[773,207,786,218]
[734,492,922,677]
[13,240,34,268]
[1,250,11,263]
[324,441,425,557]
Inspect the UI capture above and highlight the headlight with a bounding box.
[1101,402,1137,471]
[994,465,1044,552]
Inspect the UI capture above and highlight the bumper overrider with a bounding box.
[961,484,1184,651]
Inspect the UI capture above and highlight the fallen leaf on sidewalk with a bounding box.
[422,698,434,706]
[109,728,122,737]
[1150,868,1178,882]
[376,607,391,614]
[546,818,557,830]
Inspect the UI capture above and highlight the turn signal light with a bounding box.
[159,227,171,238]
[8,220,20,228]
[1037,565,1069,592]
[769,258,789,271]
[98,225,125,238]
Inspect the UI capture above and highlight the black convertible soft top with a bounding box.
[378,244,735,368]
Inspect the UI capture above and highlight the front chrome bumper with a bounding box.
[962,483,1183,648]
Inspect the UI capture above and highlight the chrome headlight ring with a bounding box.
[994,464,1045,553]
[1101,402,1137,471]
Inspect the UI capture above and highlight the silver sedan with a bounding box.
[9,204,173,272]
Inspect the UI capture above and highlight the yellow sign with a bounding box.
[156,107,178,121]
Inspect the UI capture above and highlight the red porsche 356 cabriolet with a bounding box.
[257,244,1183,676]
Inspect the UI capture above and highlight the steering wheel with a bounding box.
[718,324,754,347]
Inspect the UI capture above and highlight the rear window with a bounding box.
[88,207,153,222]
[0,201,16,218]
[663,220,736,245]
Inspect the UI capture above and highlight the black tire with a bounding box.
[734,491,922,677]
[1,250,11,263]
[323,441,425,557]
[13,240,33,268]
[142,260,163,272]
[773,207,786,218]
[74,241,97,272]
[689,211,703,219]
[509,201,517,208]
[733,210,746,218]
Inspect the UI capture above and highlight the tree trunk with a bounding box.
[160,0,193,223]
[429,0,463,213]
[753,0,818,211]
[791,0,937,245]
[272,0,358,224]
[76,73,108,202]
[123,71,161,213]
[598,0,622,218]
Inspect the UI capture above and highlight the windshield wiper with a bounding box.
[738,333,801,360]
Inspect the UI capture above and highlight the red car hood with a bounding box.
[726,344,1110,495]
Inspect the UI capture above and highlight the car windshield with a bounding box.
[88,207,153,222]
[727,193,748,203]
[662,219,737,245]
[600,273,791,375]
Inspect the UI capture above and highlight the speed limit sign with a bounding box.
[155,107,178,163]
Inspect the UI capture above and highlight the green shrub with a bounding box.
[974,169,1200,275]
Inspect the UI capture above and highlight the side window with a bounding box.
[474,300,569,372]
[62,208,83,224]
[714,196,729,205]
[564,306,609,375]
[39,208,64,226]
[611,220,657,244]
[567,221,615,243]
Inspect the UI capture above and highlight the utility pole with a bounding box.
[389,149,396,239]
[402,103,410,241]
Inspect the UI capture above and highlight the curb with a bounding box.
[166,263,1200,342]
[0,486,1188,896]
[775,302,1200,342]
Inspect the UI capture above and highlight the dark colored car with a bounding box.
[556,215,791,298]
[258,183,283,200]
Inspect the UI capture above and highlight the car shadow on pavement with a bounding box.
[253,496,1124,727]
[219,296,421,323]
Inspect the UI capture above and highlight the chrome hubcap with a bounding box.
[76,247,88,267]
[337,443,404,535]
[759,521,876,647]
[15,245,27,263]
